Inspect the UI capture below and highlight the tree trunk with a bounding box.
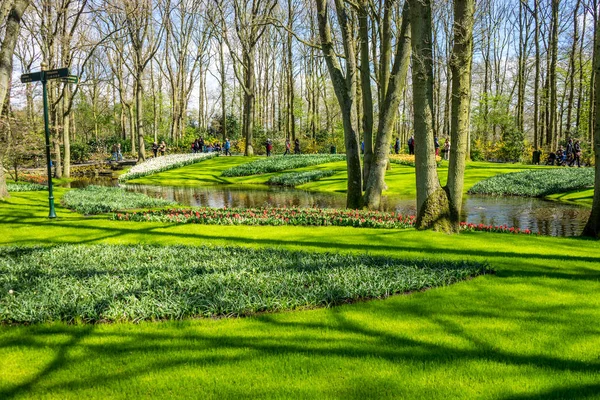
[315,0,362,208]
[243,51,255,156]
[549,0,559,148]
[566,0,582,139]
[533,0,540,149]
[363,1,411,209]
[582,12,600,238]
[358,0,373,190]
[446,0,474,228]
[0,0,29,198]
[136,71,145,161]
[220,38,227,142]
[62,84,71,177]
[410,0,451,231]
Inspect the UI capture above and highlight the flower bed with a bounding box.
[468,168,594,197]
[221,154,345,177]
[389,154,442,167]
[118,152,219,182]
[266,170,336,187]
[113,207,416,229]
[7,182,47,192]
[460,222,534,235]
[111,207,538,234]
[0,244,490,323]
[62,185,175,215]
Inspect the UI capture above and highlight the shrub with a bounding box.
[7,182,47,192]
[118,152,218,182]
[389,154,441,167]
[267,170,336,187]
[468,168,594,197]
[221,154,346,177]
[0,244,490,323]
[62,185,174,215]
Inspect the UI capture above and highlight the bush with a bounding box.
[70,141,92,163]
[221,154,346,177]
[0,244,490,323]
[62,185,174,215]
[468,168,594,197]
[7,182,47,192]
[267,170,336,187]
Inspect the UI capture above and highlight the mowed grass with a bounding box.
[1,191,600,398]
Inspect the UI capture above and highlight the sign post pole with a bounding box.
[20,65,72,219]
[41,67,57,218]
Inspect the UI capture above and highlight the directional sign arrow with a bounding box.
[60,75,78,84]
[21,72,42,83]
[44,68,69,80]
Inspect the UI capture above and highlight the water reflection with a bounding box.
[119,184,590,237]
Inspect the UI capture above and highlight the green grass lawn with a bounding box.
[547,188,595,206]
[1,191,600,398]
[128,156,560,199]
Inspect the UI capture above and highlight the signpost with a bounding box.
[20,66,75,219]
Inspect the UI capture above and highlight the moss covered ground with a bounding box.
[1,189,600,398]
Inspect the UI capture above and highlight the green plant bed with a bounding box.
[119,152,219,182]
[267,170,336,187]
[221,154,346,177]
[468,167,594,197]
[62,185,174,215]
[6,182,47,192]
[0,244,489,323]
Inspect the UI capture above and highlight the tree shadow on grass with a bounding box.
[1,283,599,399]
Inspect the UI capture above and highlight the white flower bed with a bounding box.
[119,153,219,182]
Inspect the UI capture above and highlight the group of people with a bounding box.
[191,137,232,156]
[151,141,167,157]
[406,135,451,160]
[110,143,123,161]
[546,138,582,167]
[281,138,301,156]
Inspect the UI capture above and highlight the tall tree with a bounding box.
[121,0,164,161]
[410,0,451,229]
[582,7,600,238]
[217,0,277,156]
[362,0,412,209]
[446,0,475,224]
[315,0,362,208]
[0,0,30,199]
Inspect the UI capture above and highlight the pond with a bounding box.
[63,177,590,237]
[118,183,590,237]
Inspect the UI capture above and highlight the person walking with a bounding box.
[284,138,291,155]
[159,140,166,156]
[116,143,123,161]
[434,136,440,157]
[394,137,400,154]
[408,135,414,155]
[573,140,582,167]
[566,138,574,166]
[265,139,272,157]
[294,138,301,154]
[224,138,231,156]
[152,142,159,158]
[443,138,450,160]
[111,143,118,161]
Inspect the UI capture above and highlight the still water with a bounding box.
[119,183,590,237]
